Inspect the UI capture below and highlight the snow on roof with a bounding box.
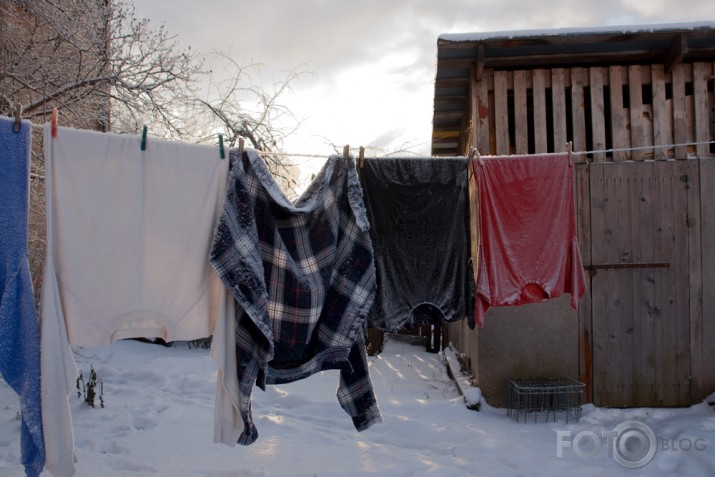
[439,20,715,42]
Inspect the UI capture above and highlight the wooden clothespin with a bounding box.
[13,104,22,133]
[218,134,225,159]
[468,147,484,166]
[359,146,365,169]
[565,141,573,167]
[51,107,58,138]
[140,125,148,151]
[238,137,245,155]
[343,144,350,168]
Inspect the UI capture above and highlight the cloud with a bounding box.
[135,0,714,79]
[132,0,714,158]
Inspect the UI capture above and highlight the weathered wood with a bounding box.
[469,67,478,152]
[699,158,715,400]
[589,163,608,406]
[570,68,587,154]
[589,67,606,161]
[687,160,703,402]
[628,65,646,160]
[672,64,688,158]
[693,62,711,157]
[494,70,510,155]
[613,165,636,406]
[651,64,670,160]
[532,69,548,153]
[654,162,680,405]
[605,166,634,406]
[514,70,529,154]
[672,161,692,406]
[477,73,491,154]
[575,164,593,403]
[632,163,656,406]
[609,66,627,161]
[475,44,485,82]
[551,68,568,152]
[488,81,497,155]
[587,160,699,407]
[665,33,688,74]
[590,163,637,406]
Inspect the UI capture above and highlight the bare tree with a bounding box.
[0,0,202,135]
[0,0,306,295]
[189,52,305,192]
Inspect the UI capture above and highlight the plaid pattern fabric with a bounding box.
[210,148,381,445]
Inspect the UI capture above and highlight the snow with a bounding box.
[2,334,714,476]
[438,20,715,43]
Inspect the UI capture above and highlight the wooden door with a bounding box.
[588,160,698,407]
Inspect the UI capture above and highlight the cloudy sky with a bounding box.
[133,0,715,159]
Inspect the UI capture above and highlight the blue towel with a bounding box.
[0,115,45,477]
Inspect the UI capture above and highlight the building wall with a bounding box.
[450,61,715,408]
[450,297,579,408]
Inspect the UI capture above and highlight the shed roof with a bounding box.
[431,21,715,156]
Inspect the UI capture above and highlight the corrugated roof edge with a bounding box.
[438,20,715,43]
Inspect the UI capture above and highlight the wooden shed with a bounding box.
[431,22,715,408]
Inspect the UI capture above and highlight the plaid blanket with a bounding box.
[210,148,381,445]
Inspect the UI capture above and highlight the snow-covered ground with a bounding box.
[1,334,714,476]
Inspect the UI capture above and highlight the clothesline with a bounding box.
[189,140,715,160]
[22,119,715,161]
[572,140,714,157]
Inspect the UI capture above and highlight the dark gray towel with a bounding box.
[360,157,473,331]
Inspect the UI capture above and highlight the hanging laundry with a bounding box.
[0,116,45,477]
[473,153,587,327]
[210,149,381,446]
[40,124,232,477]
[360,157,473,331]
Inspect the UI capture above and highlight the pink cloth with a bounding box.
[473,154,586,327]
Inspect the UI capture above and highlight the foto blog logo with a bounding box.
[556,420,707,468]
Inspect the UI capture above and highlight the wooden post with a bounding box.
[693,62,711,157]
[651,64,671,160]
[570,68,587,154]
[628,65,646,160]
[552,69,568,153]
[533,69,547,153]
[494,71,510,155]
[589,67,606,162]
[609,66,628,161]
[672,64,688,159]
[514,70,528,154]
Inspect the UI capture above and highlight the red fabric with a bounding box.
[473,154,586,327]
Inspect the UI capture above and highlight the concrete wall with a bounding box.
[450,295,579,408]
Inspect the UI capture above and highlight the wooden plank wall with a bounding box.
[465,61,715,407]
[472,62,714,160]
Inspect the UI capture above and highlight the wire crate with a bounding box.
[507,378,584,423]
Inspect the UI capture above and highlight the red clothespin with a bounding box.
[13,104,22,133]
[51,107,58,138]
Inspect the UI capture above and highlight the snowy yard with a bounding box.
[1,334,714,476]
